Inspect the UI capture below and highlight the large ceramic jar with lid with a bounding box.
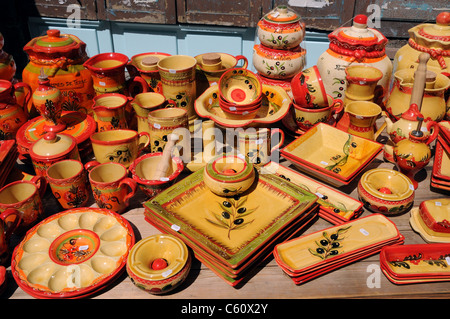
[257,5,306,50]
[317,14,392,101]
[394,12,450,77]
[22,29,95,115]
[29,132,81,177]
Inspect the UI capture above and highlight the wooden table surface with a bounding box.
[2,125,450,302]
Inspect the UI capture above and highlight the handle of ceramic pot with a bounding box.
[0,208,22,241]
[138,131,150,153]
[374,122,387,141]
[235,55,248,69]
[84,160,100,172]
[270,128,285,153]
[332,98,345,123]
[128,76,151,98]
[13,82,32,117]
[426,121,439,145]
[30,175,47,199]
[125,63,140,78]
[119,177,137,205]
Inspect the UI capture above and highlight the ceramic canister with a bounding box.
[238,128,285,166]
[29,132,81,177]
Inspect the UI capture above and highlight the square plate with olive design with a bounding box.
[144,169,318,269]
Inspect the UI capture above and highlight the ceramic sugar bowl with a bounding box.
[257,5,306,50]
[317,14,392,101]
[127,234,191,295]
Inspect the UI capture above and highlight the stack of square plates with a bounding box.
[409,198,450,243]
[280,123,383,187]
[380,243,450,285]
[273,214,404,285]
[143,169,320,287]
[0,139,18,188]
[261,162,364,224]
[431,136,450,191]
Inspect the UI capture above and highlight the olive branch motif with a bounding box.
[205,196,258,240]
[324,135,357,174]
[308,226,351,260]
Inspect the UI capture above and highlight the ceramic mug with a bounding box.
[131,92,167,136]
[46,159,90,209]
[90,129,150,168]
[0,176,46,234]
[147,108,189,156]
[291,65,329,108]
[238,127,285,165]
[0,208,22,265]
[92,93,129,132]
[86,161,137,214]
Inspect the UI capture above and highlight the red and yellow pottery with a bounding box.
[0,79,30,140]
[157,55,198,127]
[31,71,66,133]
[345,101,384,140]
[29,132,80,177]
[87,161,137,214]
[257,5,306,50]
[46,159,90,209]
[394,12,450,77]
[253,44,306,80]
[316,14,393,101]
[0,176,46,234]
[291,65,328,108]
[219,68,262,106]
[84,52,149,97]
[129,152,184,199]
[393,130,433,189]
[344,65,383,105]
[126,234,191,295]
[0,208,21,265]
[238,127,285,166]
[131,92,166,136]
[22,29,95,115]
[0,32,16,81]
[358,168,415,216]
[129,52,171,93]
[419,198,450,234]
[195,52,249,85]
[203,154,255,197]
[90,129,150,168]
[92,93,129,132]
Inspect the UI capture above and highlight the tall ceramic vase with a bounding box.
[157,55,198,130]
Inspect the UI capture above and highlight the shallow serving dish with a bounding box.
[194,83,291,128]
[410,207,450,243]
[280,123,383,187]
[419,198,450,234]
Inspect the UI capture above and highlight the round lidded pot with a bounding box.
[316,14,393,101]
[257,5,306,50]
[22,29,95,116]
[29,132,81,177]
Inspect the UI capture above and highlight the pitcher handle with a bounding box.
[30,175,47,199]
[270,128,285,153]
[84,160,100,171]
[426,121,439,145]
[138,131,151,153]
[119,177,137,206]
[235,55,248,69]
[128,75,151,98]
[0,208,22,241]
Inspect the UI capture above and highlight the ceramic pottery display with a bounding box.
[357,168,415,215]
[316,14,392,101]
[10,207,135,298]
[195,52,248,85]
[29,132,81,177]
[394,12,450,76]
[0,32,16,81]
[92,93,129,132]
[273,214,404,285]
[0,79,30,140]
[0,208,22,265]
[126,234,191,294]
[22,29,95,115]
[129,52,171,92]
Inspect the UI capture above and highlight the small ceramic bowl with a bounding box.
[203,154,255,196]
[126,234,191,295]
[291,65,328,108]
[129,152,184,198]
[252,44,306,80]
[357,168,415,215]
[219,68,262,106]
[418,198,450,234]
[293,95,344,131]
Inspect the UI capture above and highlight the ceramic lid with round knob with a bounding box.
[29,132,77,159]
[260,5,302,25]
[409,12,450,47]
[23,29,87,57]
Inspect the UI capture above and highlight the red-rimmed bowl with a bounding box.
[291,65,328,108]
[218,68,262,106]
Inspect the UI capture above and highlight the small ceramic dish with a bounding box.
[419,198,450,234]
[357,168,415,215]
[219,68,262,105]
[129,152,184,198]
[291,65,328,108]
[126,234,191,295]
[410,208,450,243]
[252,44,306,80]
[280,123,383,187]
[203,155,255,196]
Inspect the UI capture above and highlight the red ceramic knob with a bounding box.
[378,187,392,194]
[353,14,368,25]
[436,12,450,26]
[151,258,168,270]
[44,132,57,142]
[47,29,61,39]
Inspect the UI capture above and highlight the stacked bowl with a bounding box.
[218,68,263,120]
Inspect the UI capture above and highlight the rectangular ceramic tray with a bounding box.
[438,121,450,145]
[144,169,318,269]
[280,123,383,187]
[432,137,450,182]
[261,162,363,222]
[274,214,401,273]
